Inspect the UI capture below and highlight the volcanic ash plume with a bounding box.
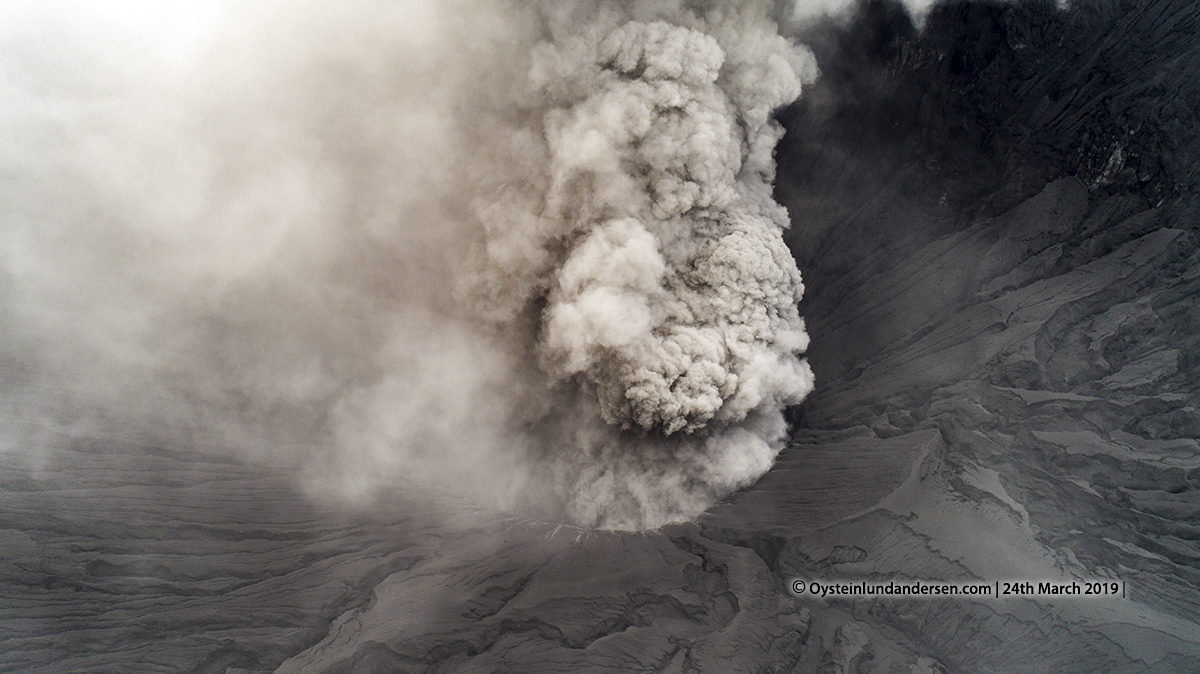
[0,0,815,530]
[456,5,817,527]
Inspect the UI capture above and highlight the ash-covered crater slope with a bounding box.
[705,0,1200,670]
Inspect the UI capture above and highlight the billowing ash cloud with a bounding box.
[0,0,814,529]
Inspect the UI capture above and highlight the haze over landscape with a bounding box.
[2,0,1200,671]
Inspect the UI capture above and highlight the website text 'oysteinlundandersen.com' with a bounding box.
[792,579,1126,599]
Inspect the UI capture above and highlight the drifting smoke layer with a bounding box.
[0,0,814,529]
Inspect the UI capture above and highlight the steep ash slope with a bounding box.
[726,0,1200,670]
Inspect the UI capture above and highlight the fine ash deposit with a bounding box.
[3,0,1200,672]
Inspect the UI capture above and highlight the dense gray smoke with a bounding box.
[0,0,815,529]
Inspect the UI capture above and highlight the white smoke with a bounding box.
[0,0,815,529]
[785,0,940,26]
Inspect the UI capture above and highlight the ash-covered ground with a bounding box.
[4,0,1200,672]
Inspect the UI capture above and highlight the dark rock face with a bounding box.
[5,0,1200,672]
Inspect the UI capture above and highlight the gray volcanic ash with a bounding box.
[0,0,814,529]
